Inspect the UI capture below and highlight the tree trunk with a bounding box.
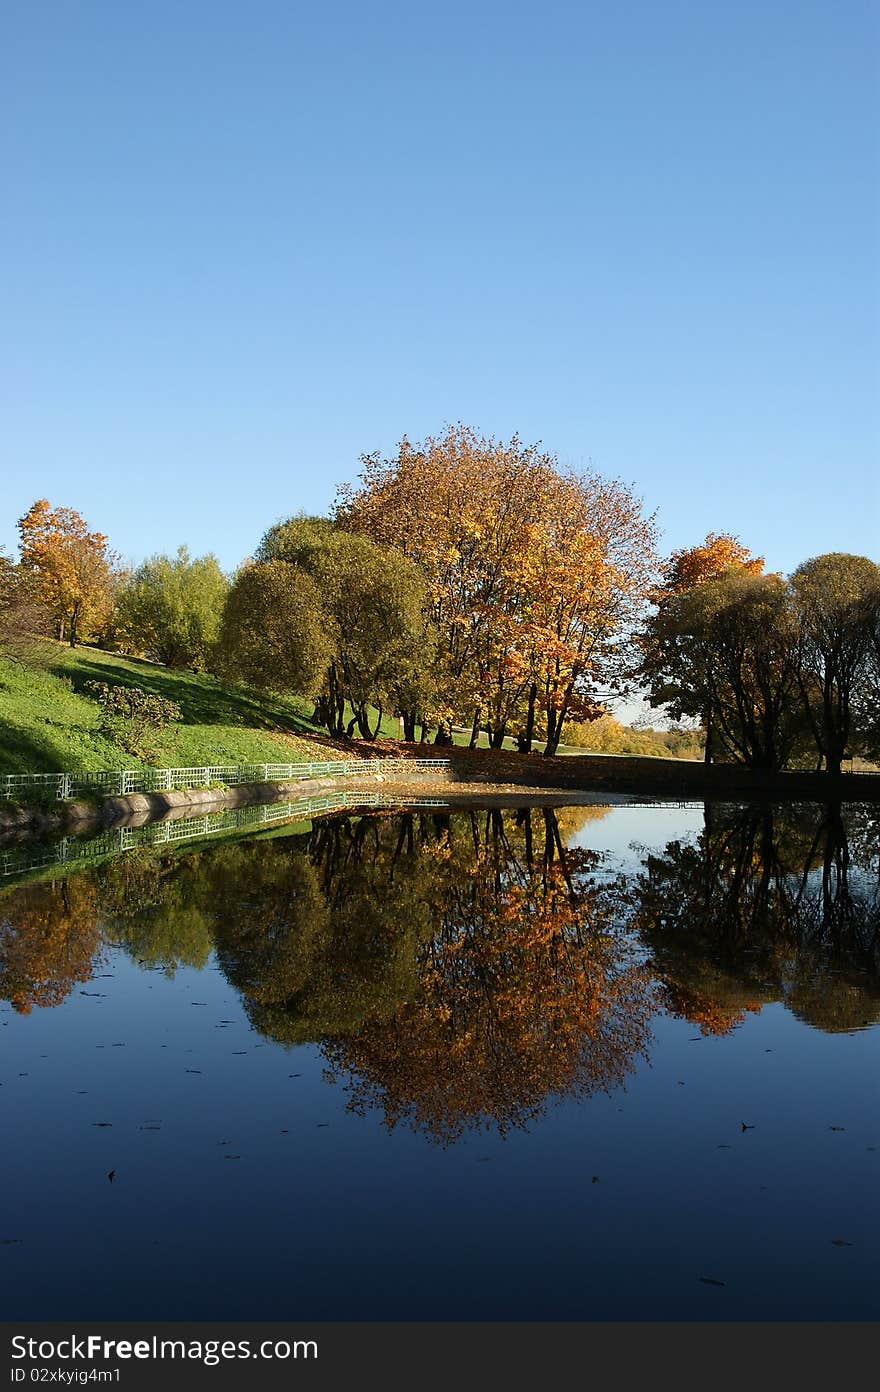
[518,683,538,753]
[544,706,561,757]
[402,710,417,742]
[469,709,481,748]
[69,605,79,648]
[327,663,347,737]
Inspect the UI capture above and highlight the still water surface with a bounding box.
[1,799,877,1320]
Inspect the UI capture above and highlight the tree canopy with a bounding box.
[337,424,657,752]
[17,498,119,647]
[791,553,880,774]
[114,546,229,670]
[643,537,880,772]
[214,557,333,700]
[643,569,806,770]
[219,518,433,738]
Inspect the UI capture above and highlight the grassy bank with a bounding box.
[0,641,332,774]
[0,642,675,771]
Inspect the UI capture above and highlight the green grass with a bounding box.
[0,640,689,779]
[0,641,332,775]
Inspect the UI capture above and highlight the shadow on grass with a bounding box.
[56,653,323,736]
[0,724,85,776]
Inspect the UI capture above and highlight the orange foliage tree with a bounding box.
[336,425,657,753]
[17,498,119,646]
[640,532,765,762]
[663,532,764,594]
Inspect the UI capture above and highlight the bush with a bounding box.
[84,681,182,759]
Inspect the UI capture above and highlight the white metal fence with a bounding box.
[0,789,453,880]
[0,757,451,803]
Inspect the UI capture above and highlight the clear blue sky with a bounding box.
[2,0,877,576]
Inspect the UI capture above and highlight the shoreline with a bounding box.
[437,747,880,804]
[1,748,878,835]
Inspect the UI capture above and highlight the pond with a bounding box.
[0,798,877,1320]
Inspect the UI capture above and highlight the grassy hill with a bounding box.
[0,640,707,779]
[0,642,333,774]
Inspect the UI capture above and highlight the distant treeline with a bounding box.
[564,715,704,759]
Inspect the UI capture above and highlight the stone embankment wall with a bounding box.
[0,766,451,832]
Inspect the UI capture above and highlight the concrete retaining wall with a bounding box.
[0,767,454,832]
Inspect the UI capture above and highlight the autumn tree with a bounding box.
[337,431,549,744]
[114,546,229,670]
[650,571,804,769]
[16,499,119,647]
[336,424,656,752]
[790,553,880,774]
[663,533,764,593]
[640,533,764,762]
[517,471,657,753]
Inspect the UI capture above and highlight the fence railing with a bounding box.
[0,790,453,881]
[0,757,451,803]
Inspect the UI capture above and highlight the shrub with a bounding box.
[84,681,182,759]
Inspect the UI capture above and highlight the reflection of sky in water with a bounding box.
[568,800,705,864]
[0,801,876,1322]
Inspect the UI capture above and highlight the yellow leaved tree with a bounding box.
[17,498,119,647]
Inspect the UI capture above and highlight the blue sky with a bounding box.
[2,0,877,576]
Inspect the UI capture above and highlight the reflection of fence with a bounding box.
[1,757,451,802]
[0,790,451,882]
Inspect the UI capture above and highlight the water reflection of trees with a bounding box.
[621,803,880,1034]
[1,800,878,1133]
[318,808,655,1142]
[0,876,103,1013]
